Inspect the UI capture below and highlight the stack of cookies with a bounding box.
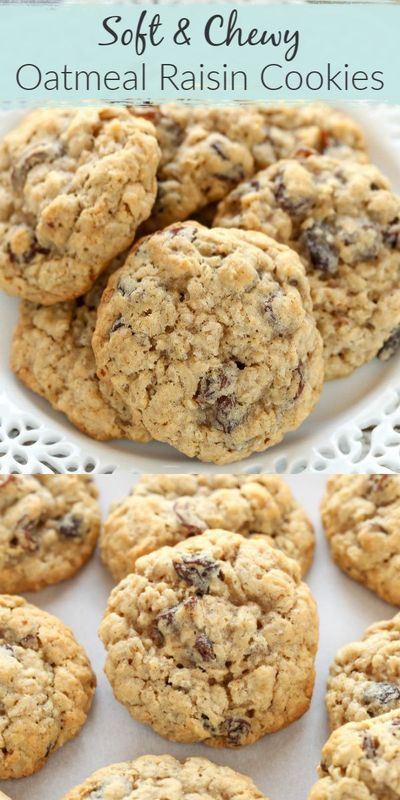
[2,103,400,463]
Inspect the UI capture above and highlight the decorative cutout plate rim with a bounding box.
[1,103,400,474]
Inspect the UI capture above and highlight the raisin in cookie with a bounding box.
[215,154,400,380]
[101,474,314,581]
[0,107,159,304]
[0,475,100,593]
[0,595,95,779]
[99,529,318,747]
[92,222,323,464]
[308,710,400,799]
[321,475,400,605]
[62,754,269,800]
[326,611,400,730]
[135,102,366,231]
[10,260,151,442]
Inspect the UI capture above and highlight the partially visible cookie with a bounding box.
[93,221,323,464]
[0,792,11,799]
[101,474,315,580]
[215,154,400,379]
[99,529,319,747]
[10,260,151,442]
[326,611,400,730]
[135,102,367,230]
[321,475,400,605]
[0,475,100,592]
[0,595,95,778]
[0,107,159,304]
[62,754,269,800]
[308,710,400,799]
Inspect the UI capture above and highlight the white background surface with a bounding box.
[1,106,400,474]
[0,473,398,800]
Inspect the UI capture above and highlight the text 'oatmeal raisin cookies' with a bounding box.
[92,221,324,464]
[326,611,400,731]
[0,475,100,593]
[215,154,400,380]
[321,475,400,605]
[308,710,400,799]
[10,259,151,442]
[101,473,315,581]
[0,107,160,304]
[0,595,95,779]
[134,102,367,231]
[99,529,319,747]
[61,754,270,800]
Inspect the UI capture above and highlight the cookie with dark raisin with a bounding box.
[0,107,159,304]
[10,258,151,443]
[133,102,366,231]
[99,529,318,747]
[92,221,323,464]
[0,475,100,592]
[321,475,400,605]
[0,594,95,779]
[326,611,400,730]
[100,474,315,581]
[215,154,400,379]
[62,754,269,800]
[308,710,400,799]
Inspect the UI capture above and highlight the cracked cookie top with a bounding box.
[0,595,95,779]
[326,611,400,730]
[308,710,400,799]
[10,259,151,443]
[215,154,400,379]
[321,475,400,605]
[101,474,314,580]
[0,107,159,304]
[99,529,318,747]
[92,221,323,464]
[62,754,269,800]
[135,102,367,230]
[0,475,100,592]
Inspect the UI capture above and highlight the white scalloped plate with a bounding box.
[1,104,400,473]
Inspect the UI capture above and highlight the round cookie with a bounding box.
[92,221,324,464]
[0,594,95,779]
[321,475,400,605]
[62,754,269,800]
[99,529,319,747]
[135,102,367,230]
[215,153,400,379]
[308,710,400,799]
[10,261,151,442]
[0,106,159,304]
[0,475,100,593]
[101,474,315,580]
[326,611,400,730]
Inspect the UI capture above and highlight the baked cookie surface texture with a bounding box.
[93,221,324,464]
[99,529,319,747]
[321,475,400,605]
[101,473,315,580]
[0,475,100,593]
[0,107,160,303]
[215,154,400,379]
[0,595,95,779]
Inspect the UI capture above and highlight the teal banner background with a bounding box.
[0,3,398,105]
